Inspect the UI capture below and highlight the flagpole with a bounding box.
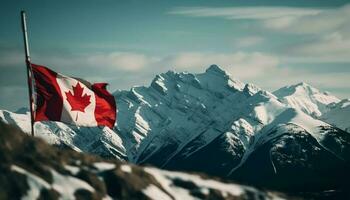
[21,11,35,137]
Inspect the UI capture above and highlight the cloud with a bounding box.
[263,4,350,34]
[30,50,348,95]
[0,49,24,67]
[169,5,350,35]
[1,47,349,111]
[30,51,158,77]
[163,52,279,79]
[0,86,28,111]
[234,36,264,47]
[86,52,158,71]
[253,69,350,98]
[169,6,323,31]
[169,6,322,20]
[283,32,350,63]
[32,50,280,79]
[169,4,350,64]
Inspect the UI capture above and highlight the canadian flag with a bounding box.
[31,63,116,128]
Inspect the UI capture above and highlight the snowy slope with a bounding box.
[322,99,350,132]
[273,82,340,117]
[228,108,350,191]
[0,110,127,160]
[230,107,347,174]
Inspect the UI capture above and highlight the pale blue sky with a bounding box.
[0,0,349,111]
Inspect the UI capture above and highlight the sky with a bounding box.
[0,0,349,111]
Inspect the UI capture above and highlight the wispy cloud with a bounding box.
[234,36,264,48]
[169,6,322,20]
[263,4,350,34]
[161,52,279,79]
[170,4,350,64]
[86,52,158,71]
[1,47,349,111]
[284,32,350,63]
[169,6,324,31]
[169,5,350,34]
[30,50,280,79]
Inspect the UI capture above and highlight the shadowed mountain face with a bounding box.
[230,124,350,191]
[1,65,350,195]
[0,121,295,200]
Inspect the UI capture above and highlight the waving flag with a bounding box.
[31,63,116,128]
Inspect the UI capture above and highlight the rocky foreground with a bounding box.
[2,122,349,200]
[1,121,293,200]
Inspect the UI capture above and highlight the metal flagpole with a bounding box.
[21,11,35,137]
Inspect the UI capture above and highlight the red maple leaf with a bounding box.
[65,82,91,112]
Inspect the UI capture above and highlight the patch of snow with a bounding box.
[143,184,172,200]
[51,169,95,199]
[145,167,251,200]
[64,165,80,175]
[120,165,132,173]
[0,110,31,134]
[102,196,113,200]
[11,165,50,200]
[93,162,116,171]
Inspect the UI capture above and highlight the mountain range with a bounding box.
[1,65,349,194]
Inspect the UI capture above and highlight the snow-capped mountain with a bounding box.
[1,65,349,193]
[273,82,340,117]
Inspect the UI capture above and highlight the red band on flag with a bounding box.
[92,83,117,128]
[31,64,63,121]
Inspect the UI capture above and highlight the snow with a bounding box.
[50,169,95,199]
[64,165,80,175]
[11,165,50,200]
[273,82,340,117]
[0,110,31,134]
[228,107,334,176]
[145,167,249,199]
[265,108,328,142]
[11,165,95,200]
[143,184,172,200]
[120,165,132,173]
[341,101,350,108]
[93,162,116,171]
[243,83,261,96]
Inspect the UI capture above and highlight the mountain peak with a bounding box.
[243,83,261,96]
[274,82,320,98]
[296,82,310,87]
[205,64,227,76]
[273,82,340,117]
